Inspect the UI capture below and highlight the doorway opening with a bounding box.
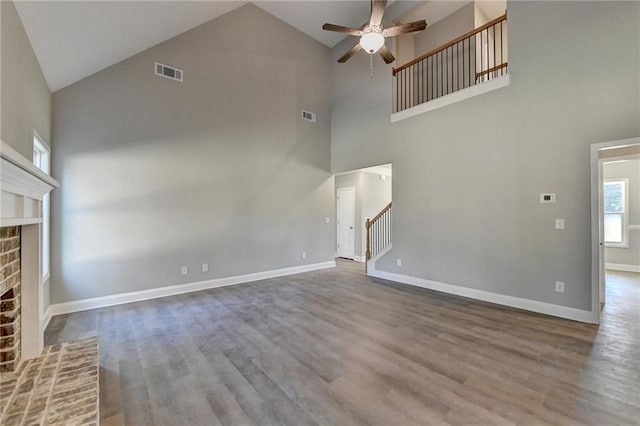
[591,139,640,324]
[335,164,392,272]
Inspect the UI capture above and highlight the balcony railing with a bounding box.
[392,14,508,113]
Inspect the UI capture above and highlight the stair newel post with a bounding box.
[365,218,371,273]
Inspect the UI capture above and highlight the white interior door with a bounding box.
[337,187,355,259]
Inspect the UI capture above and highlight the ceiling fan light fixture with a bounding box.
[359,30,384,54]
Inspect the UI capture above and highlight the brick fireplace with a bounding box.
[0,141,58,371]
[0,226,21,372]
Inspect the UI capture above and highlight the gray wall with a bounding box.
[414,2,475,56]
[335,171,392,258]
[51,4,334,303]
[331,1,639,310]
[1,0,52,310]
[604,158,640,268]
[0,0,51,159]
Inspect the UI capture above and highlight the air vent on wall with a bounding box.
[301,110,316,123]
[155,62,183,82]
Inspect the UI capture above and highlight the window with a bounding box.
[603,179,628,247]
[33,132,51,278]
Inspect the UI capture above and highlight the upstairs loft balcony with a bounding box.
[392,13,508,121]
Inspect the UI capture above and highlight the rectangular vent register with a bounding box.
[301,110,316,122]
[155,62,183,82]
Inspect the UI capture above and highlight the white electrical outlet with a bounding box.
[181,266,188,275]
[555,218,565,230]
[202,263,209,272]
[396,259,402,267]
[555,281,565,293]
[325,217,330,224]
[302,251,307,259]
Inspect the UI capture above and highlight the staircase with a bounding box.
[365,202,392,273]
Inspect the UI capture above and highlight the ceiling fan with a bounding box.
[322,0,427,64]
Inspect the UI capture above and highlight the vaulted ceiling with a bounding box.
[14,1,467,92]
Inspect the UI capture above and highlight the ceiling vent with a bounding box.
[155,62,183,82]
[301,110,316,123]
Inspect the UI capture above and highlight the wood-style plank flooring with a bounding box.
[45,261,640,425]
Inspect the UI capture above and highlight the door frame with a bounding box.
[590,137,640,325]
[336,186,356,259]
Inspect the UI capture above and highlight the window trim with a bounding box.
[603,178,629,248]
[33,130,51,280]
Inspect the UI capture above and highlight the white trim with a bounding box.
[368,269,595,323]
[366,243,392,274]
[0,140,58,189]
[41,306,53,332]
[391,75,510,123]
[0,218,43,227]
[591,137,640,325]
[353,255,365,263]
[605,263,640,273]
[48,261,336,317]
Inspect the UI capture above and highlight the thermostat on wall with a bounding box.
[540,193,556,203]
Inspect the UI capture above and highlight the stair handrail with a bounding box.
[392,13,507,76]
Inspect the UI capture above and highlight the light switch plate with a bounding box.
[555,218,565,230]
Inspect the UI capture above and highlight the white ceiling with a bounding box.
[14,0,461,92]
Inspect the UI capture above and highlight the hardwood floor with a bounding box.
[45,261,640,425]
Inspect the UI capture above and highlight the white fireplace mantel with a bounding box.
[1,140,59,226]
[1,139,59,361]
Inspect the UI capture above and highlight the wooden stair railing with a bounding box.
[365,202,392,273]
[392,13,508,113]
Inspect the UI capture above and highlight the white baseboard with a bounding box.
[368,268,595,324]
[606,263,640,273]
[41,306,53,331]
[48,261,336,317]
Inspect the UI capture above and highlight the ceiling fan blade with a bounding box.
[337,43,362,63]
[322,23,363,36]
[382,20,427,38]
[378,44,395,64]
[370,0,387,27]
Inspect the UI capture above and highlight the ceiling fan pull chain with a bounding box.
[370,54,374,79]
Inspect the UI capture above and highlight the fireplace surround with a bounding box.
[0,141,58,371]
[0,226,21,372]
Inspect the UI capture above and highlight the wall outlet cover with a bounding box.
[555,281,565,293]
[396,259,402,267]
[202,263,209,272]
[181,266,188,275]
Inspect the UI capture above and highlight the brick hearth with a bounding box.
[0,337,99,425]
